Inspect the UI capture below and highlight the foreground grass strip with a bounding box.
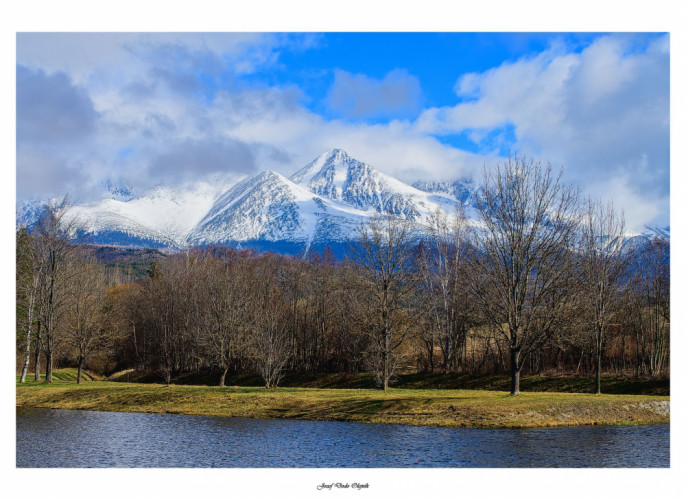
[16,380,669,429]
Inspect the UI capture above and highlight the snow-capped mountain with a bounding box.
[412,178,477,205]
[16,199,49,229]
[67,176,246,248]
[21,149,462,253]
[186,149,460,252]
[292,149,425,219]
[17,148,668,255]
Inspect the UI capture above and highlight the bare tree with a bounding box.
[16,227,40,382]
[64,253,114,383]
[32,197,77,383]
[250,258,291,389]
[468,156,580,395]
[140,260,177,386]
[328,261,370,373]
[580,198,627,394]
[421,205,473,372]
[625,237,669,376]
[199,256,250,386]
[351,215,420,390]
[142,255,208,385]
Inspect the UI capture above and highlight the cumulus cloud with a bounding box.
[16,33,308,199]
[327,69,423,120]
[147,137,258,182]
[16,147,90,201]
[17,65,98,143]
[16,33,312,86]
[415,34,670,231]
[208,86,483,182]
[585,174,667,233]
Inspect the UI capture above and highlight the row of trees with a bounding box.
[16,157,669,394]
[16,199,119,384]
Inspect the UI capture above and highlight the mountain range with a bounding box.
[16,149,667,256]
[18,149,473,254]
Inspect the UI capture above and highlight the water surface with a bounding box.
[16,407,669,468]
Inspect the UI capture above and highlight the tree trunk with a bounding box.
[34,347,40,382]
[20,294,35,383]
[634,328,640,378]
[383,352,389,391]
[595,348,602,394]
[20,339,31,383]
[383,332,390,391]
[45,349,53,383]
[382,295,390,391]
[219,366,228,387]
[33,322,42,381]
[595,329,603,394]
[76,357,83,384]
[510,347,521,395]
[621,332,626,375]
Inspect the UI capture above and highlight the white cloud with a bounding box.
[415,34,670,230]
[207,86,485,182]
[585,175,667,235]
[16,33,301,85]
[16,148,90,201]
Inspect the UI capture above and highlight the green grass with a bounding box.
[16,368,98,383]
[17,373,670,429]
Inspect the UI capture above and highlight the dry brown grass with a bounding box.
[16,378,669,429]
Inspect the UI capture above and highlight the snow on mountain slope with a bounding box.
[16,199,48,228]
[17,149,670,256]
[104,180,137,201]
[290,149,457,223]
[412,178,477,205]
[290,149,351,200]
[187,169,373,247]
[169,149,463,248]
[67,176,246,247]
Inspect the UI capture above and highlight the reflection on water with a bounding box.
[16,407,669,468]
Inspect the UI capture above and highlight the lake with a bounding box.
[16,407,669,467]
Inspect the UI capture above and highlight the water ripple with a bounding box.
[16,408,669,468]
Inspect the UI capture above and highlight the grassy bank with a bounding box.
[17,368,99,383]
[106,369,670,395]
[16,377,669,429]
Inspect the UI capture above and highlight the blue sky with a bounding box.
[16,32,670,231]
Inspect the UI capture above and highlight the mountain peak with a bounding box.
[290,149,368,201]
[291,149,356,184]
[254,170,285,183]
[288,149,429,218]
[320,148,349,162]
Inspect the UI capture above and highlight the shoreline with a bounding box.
[16,381,670,429]
[16,405,672,431]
